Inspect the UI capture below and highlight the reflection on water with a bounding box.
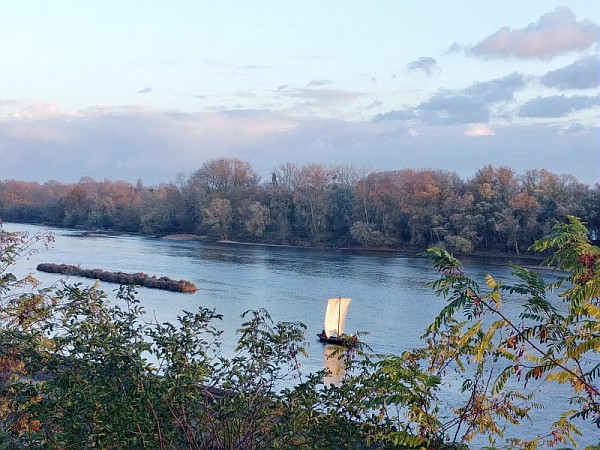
[3,223,597,446]
[323,345,346,386]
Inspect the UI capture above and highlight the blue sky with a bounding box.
[1,1,598,185]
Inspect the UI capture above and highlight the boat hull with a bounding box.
[317,332,357,347]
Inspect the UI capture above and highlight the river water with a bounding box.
[4,223,598,446]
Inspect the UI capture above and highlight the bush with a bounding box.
[443,235,474,254]
[350,221,386,247]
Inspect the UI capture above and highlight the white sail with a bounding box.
[324,297,351,338]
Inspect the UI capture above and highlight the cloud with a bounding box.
[462,72,526,102]
[234,90,257,98]
[0,101,66,121]
[465,123,496,137]
[307,79,332,87]
[0,106,298,184]
[137,87,153,94]
[275,87,364,116]
[465,124,495,137]
[1,102,598,186]
[541,55,600,90]
[373,108,415,122]
[518,95,597,118]
[563,122,587,135]
[365,100,382,110]
[0,120,72,142]
[471,7,599,59]
[406,57,439,75]
[0,99,22,108]
[447,42,465,54]
[377,73,525,125]
[236,65,268,70]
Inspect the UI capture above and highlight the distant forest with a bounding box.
[1,158,599,255]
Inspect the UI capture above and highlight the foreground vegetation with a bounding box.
[0,217,598,448]
[1,159,599,255]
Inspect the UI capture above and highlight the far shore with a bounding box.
[5,224,549,266]
[160,234,548,265]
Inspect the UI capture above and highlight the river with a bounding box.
[3,223,598,446]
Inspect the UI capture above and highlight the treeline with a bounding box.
[1,158,599,254]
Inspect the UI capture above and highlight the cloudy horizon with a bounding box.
[1,2,598,186]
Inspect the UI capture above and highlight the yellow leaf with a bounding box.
[459,320,481,347]
[485,274,496,288]
[546,370,571,384]
[582,302,600,320]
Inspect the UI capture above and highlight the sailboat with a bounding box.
[317,297,357,346]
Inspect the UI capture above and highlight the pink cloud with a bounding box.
[465,124,495,137]
[472,7,599,59]
[0,101,66,121]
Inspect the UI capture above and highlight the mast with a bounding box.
[337,296,341,335]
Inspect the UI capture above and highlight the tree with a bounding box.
[326,185,357,245]
[265,184,295,244]
[0,227,54,439]
[292,164,330,243]
[188,158,260,197]
[424,216,600,447]
[581,184,600,241]
[202,198,232,239]
[240,200,270,238]
[350,221,385,247]
[273,162,299,191]
[355,171,408,245]
[140,207,172,235]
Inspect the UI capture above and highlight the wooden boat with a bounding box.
[317,297,357,346]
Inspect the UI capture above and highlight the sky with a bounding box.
[0,1,598,186]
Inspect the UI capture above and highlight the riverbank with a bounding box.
[5,223,549,266]
[162,233,203,241]
[215,237,548,265]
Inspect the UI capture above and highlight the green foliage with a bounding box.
[1,218,599,448]
[202,197,232,239]
[444,235,474,254]
[350,221,386,247]
[0,226,461,448]
[424,216,600,447]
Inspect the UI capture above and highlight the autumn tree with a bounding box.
[326,184,357,245]
[185,158,261,238]
[350,221,385,247]
[239,200,271,238]
[202,198,232,239]
[581,184,600,241]
[292,163,330,242]
[188,158,260,199]
[61,185,90,227]
[355,171,408,245]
